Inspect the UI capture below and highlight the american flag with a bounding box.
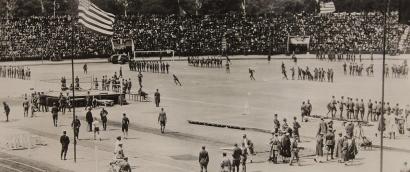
[319,0,336,14]
[78,0,115,35]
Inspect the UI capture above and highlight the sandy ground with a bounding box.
[0,54,409,172]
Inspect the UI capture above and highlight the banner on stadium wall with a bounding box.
[111,39,133,50]
[289,36,310,45]
[287,35,310,53]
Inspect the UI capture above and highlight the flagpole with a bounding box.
[72,14,77,164]
[380,0,390,171]
[53,0,56,17]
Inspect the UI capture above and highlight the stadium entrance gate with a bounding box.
[287,35,310,54]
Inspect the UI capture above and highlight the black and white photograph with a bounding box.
[0,0,409,171]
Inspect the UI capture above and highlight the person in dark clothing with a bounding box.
[86,108,93,132]
[71,116,81,140]
[281,133,292,163]
[325,129,336,160]
[138,72,143,88]
[83,63,88,74]
[122,113,130,138]
[173,74,182,86]
[249,68,255,80]
[232,144,242,172]
[292,117,301,142]
[100,108,108,131]
[199,146,209,172]
[51,103,59,127]
[3,102,10,122]
[154,89,160,107]
[60,131,70,160]
[85,91,91,110]
[165,63,170,74]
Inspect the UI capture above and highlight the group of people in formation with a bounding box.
[343,62,374,77]
[90,70,132,94]
[326,96,409,122]
[283,64,334,82]
[0,65,31,80]
[97,75,132,94]
[129,60,170,74]
[316,50,368,62]
[187,56,224,68]
[314,118,362,166]
[384,62,409,78]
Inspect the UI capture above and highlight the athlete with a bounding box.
[249,68,255,80]
[173,74,182,86]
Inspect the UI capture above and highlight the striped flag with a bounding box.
[319,0,336,14]
[177,0,187,17]
[241,0,246,14]
[40,0,45,13]
[78,0,115,35]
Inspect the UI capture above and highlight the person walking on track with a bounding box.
[158,108,167,133]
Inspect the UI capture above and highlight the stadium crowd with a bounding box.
[0,12,408,61]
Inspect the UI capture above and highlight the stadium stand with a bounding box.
[0,12,408,61]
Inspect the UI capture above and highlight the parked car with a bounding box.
[109,54,129,64]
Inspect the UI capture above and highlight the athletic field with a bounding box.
[0,54,409,172]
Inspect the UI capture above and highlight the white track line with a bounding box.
[0,158,46,172]
[0,163,25,172]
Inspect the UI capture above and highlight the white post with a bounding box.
[94,145,98,172]
[53,0,56,17]
[91,74,93,90]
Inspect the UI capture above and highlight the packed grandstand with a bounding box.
[0,11,409,61]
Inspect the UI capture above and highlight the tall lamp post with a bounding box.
[71,14,77,163]
[380,0,390,171]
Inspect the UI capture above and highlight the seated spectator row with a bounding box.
[0,12,407,61]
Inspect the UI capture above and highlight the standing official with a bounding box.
[3,102,10,122]
[23,98,29,117]
[301,102,306,122]
[273,114,280,133]
[51,103,59,127]
[71,116,81,140]
[232,144,242,172]
[154,89,161,107]
[86,108,93,132]
[60,131,70,160]
[292,117,301,142]
[199,146,209,172]
[83,63,88,74]
[325,129,335,160]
